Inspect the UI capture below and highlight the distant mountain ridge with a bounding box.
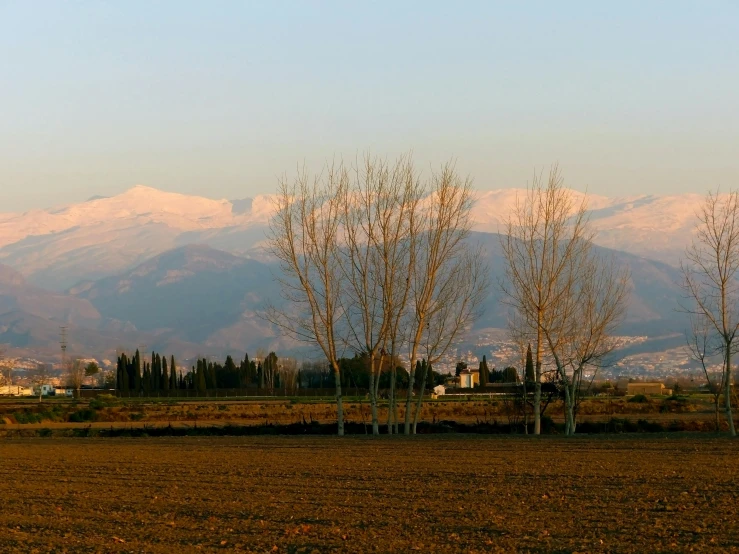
[0,184,704,366]
[0,232,690,367]
[0,184,702,290]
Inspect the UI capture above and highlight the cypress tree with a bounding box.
[116,356,122,392]
[414,360,423,389]
[142,363,150,395]
[121,354,130,392]
[207,360,216,390]
[503,366,519,383]
[244,353,249,387]
[125,353,134,391]
[479,355,489,387]
[150,352,156,390]
[170,356,178,389]
[258,362,264,389]
[196,361,207,395]
[525,344,535,382]
[134,350,142,394]
[162,356,169,392]
[249,359,257,385]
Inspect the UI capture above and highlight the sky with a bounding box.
[1,1,738,212]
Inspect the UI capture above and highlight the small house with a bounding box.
[33,384,56,396]
[458,369,479,389]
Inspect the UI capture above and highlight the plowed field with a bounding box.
[0,436,737,553]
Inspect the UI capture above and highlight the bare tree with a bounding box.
[280,357,300,392]
[340,154,421,435]
[686,314,725,431]
[266,162,349,435]
[541,248,629,435]
[67,358,86,398]
[682,189,739,437]
[500,166,592,435]
[507,314,533,433]
[267,154,486,436]
[410,246,489,432]
[30,363,51,402]
[403,163,487,435]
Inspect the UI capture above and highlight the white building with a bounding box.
[33,384,56,396]
[0,385,33,396]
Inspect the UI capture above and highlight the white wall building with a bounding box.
[0,385,34,396]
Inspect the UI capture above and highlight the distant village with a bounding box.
[0,331,719,398]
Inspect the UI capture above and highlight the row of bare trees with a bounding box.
[500,166,631,435]
[267,153,737,438]
[266,153,488,435]
[683,191,739,436]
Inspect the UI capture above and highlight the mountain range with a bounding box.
[0,185,703,366]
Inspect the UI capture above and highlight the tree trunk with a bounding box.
[725,346,736,437]
[522,378,529,434]
[564,384,575,436]
[534,320,542,435]
[368,366,379,435]
[334,366,344,437]
[715,394,721,432]
[412,365,429,434]
[387,367,396,434]
[404,367,414,435]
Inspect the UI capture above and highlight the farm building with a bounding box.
[0,385,34,396]
[627,382,672,396]
[33,384,55,396]
[458,369,479,388]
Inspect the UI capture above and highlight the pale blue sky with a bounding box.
[1,1,738,211]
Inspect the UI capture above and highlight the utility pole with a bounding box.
[59,326,68,372]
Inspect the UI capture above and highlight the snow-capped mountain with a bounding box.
[0,186,278,290]
[0,184,701,290]
[468,189,700,265]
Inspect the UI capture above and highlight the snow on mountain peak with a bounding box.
[0,184,711,274]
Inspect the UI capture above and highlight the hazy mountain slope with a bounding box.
[0,228,691,364]
[72,244,280,348]
[72,236,688,355]
[470,232,688,337]
[0,263,101,326]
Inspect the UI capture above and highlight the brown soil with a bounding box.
[0,435,737,552]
